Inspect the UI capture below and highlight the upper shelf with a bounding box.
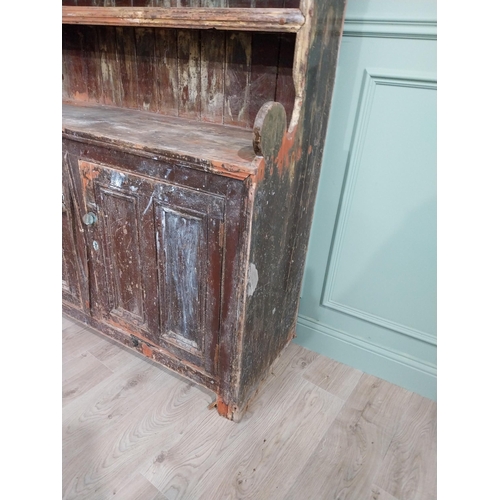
[62,6,305,33]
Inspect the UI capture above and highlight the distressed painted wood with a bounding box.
[224,31,252,128]
[200,30,225,123]
[177,29,201,119]
[62,102,258,178]
[63,25,296,127]
[62,0,348,421]
[249,32,280,125]
[62,151,89,311]
[62,7,306,32]
[252,101,287,157]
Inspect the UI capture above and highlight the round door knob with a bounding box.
[82,212,97,226]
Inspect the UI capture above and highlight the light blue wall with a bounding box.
[294,0,437,400]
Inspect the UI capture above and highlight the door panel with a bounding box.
[79,160,225,376]
[154,182,224,375]
[98,186,148,323]
[62,152,86,310]
[80,160,161,346]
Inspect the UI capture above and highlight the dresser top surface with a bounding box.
[63,102,259,179]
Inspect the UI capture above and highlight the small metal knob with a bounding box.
[82,212,97,226]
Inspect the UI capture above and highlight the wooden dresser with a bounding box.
[62,0,346,421]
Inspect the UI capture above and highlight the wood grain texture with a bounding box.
[370,487,401,500]
[62,319,213,499]
[62,102,257,177]
[285,374,415,500]
[62,7,306,32]
[62,324,106,362]
[302,353,364,400]
[224,31,252,127]
[372,393,437,500]
[155,27,179,115]
[110,473,167,500]
[62,348,114,407]
[177,29,201,119]
[138,343,323,497]
[87,329,146,371]
[63,25,293,128]
[62,316,436,500]
[200,30,225,123]
[135,27,158,111]
[249,33,281,125]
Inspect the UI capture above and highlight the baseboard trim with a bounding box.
[294,315,436,400]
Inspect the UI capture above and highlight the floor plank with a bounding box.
[63,323,107,362]
[62,351,114,407]
[139,345,321,499]
[372,393,437,500]
[370,485,400,500]
[87,334,145,372]
[303,353,363,400]
[110,473,167,500]
[284,374,414,500]
[193,380,345,500]
[62,315,437,500]
[63,375,212,499]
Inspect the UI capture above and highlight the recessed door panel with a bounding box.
[154,183,225,374]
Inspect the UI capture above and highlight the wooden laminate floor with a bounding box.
[62,315,437,500]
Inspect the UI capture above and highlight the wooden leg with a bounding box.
[215,395,245,422]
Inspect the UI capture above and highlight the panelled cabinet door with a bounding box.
[79,160,225,377]
[62,152,87,310]
[154,181,225,377]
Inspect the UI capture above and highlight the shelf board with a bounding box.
[62,102,259,180]
[62,6,305,33]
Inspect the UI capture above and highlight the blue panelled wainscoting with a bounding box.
[295,0,437,400]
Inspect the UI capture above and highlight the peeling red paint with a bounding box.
[79,160,99,198]
[275,128,299,176]
[216,395,230,419]
[210,159,255,181]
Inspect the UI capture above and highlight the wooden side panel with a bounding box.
[236,0,348,409]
